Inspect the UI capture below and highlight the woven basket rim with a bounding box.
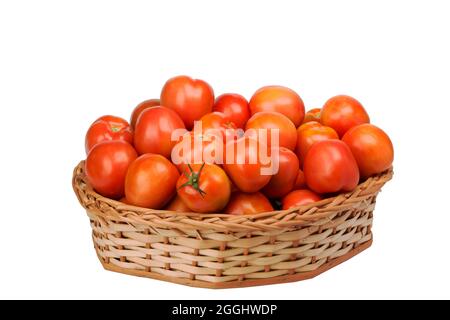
[73,160,393,231]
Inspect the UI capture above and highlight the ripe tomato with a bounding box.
[245,111,297,151]
[304,140,360,194]
[85,115,133,154]
[223,136,272,193]
[130,99,160,129]
[160,75,214,130]
[224,192,273,215]
[200,112,240,142]
[85,140,137,199]
[295,121,338,164]
[342,124,394,178]
[165,195,191,212]
[321,95,370,137]
[213,93,250,129]
[177,163,231,213]
[282,189,322,210]
[294,169,306,189]
[262,147,299,198]
[249,86,305,126]
[134,106,186,158]
[125,154,179,209]
[171,131,224,172]
[303,108,321,124]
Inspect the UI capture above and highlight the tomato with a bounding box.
[223,136,272,193]
[295,121,338,164]
[321,95,370,137]
[224,192,273,215]
[85,140,137,199]
[303,140,360,194]
[282,189,322,210]
[134,106,186,158]
[119,197,129,204]
[294,169,306,189]
[85,115,133,154]
[245,111,297,151]
[249,86,305,126]
[303,108,321,124]
[160,75,214,129]
[125,154,179,209]
[177,163,231,213]
[342,124,394,179]
[262,147,299,198]
[130,99,160,129]
[213,93,250,129]
[200,112,240,142]
[171,131,224,172]
[165,195,191,212]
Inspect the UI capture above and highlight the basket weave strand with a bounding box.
[73,161,392,288]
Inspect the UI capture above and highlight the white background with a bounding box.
[0,0,449,299]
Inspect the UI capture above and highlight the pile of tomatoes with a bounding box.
[84,75,394,214]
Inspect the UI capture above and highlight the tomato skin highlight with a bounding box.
[321,95,370,137]
[303,140,360,194]
[160,75,214,130]
[134,106,186,158]
[86,140,137,199]
[249,85,305,126]
[85,115,133,154]
[245,111,297,151]
[342,124,394,178]
[125,154,179,209]
[295,121,339,165]
[165,195,191,212]
[213,93,250,129]
[177,163,231,213]
[130,99,161,129]
[224,192,273,215]
[262,147,299,198]
[223,137,272,193]
[282,189,322,210]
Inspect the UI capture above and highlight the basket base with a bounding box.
[95,239,372,289]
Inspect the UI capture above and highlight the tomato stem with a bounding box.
[178,163,207,197]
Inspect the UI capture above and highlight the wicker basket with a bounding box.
[72,161,392,289]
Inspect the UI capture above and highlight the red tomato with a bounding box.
[321,95,370,137]
[224,192,273,215]
[134,106,186,158]
[245,111,297,151]
[213,93,250,129]
[294,169,306,189]
[171,131,224,172]
[85,115,133,154]
[303,108,321,124]
[249,86,305,126]
[119,197,129,204]
[295,121,339,164]
[223,136,272,193]
[125,154,179,209]
[282,189,322,210]
[342,124,394,178]
[165,195,191,212]
[85,140,137,199]
[200,112,240,142]
[304,140,360,194]
[262,147,299,198]
[130,99,160,129]
[177,163,231,213]
[160,75,214,130]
